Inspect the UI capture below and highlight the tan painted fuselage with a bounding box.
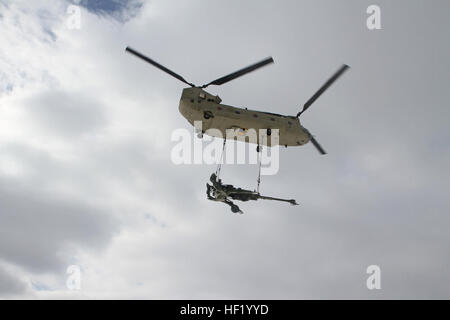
[178,87,310,147]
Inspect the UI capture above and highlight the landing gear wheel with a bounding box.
[197,130,204,139]
[231,204,241,214]
[256,145,262,153]
[267,128,272,136]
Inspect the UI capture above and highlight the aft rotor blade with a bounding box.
[202,57,274,88]
[125,47,195,87]
[310,136,327,155]
[297,64,349,117]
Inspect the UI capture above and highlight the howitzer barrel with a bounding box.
[258,195,298,205]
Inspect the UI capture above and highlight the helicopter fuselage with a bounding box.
[178,87,310,147]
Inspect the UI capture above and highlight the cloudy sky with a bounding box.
[0,0,449,299]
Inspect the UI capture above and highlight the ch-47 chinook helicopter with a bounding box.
[125,47,350,213]
[125,47,350,154]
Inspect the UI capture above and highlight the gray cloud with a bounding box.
[0,266,26,297]
[72,0,143,22]
[0,163,119,273]
[24,90,107,137]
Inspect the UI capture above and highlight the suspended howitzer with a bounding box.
[206,173,298,214]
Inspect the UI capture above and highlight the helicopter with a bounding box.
[125,47,349,154]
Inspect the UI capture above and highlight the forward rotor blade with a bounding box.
[202,57,274,88]
[297,64,349,117]
[125,47,195,87]
[310,135,327,155]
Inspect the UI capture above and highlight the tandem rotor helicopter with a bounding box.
[125,46,350,213]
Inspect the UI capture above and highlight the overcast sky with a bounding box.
[0,0,449,299]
